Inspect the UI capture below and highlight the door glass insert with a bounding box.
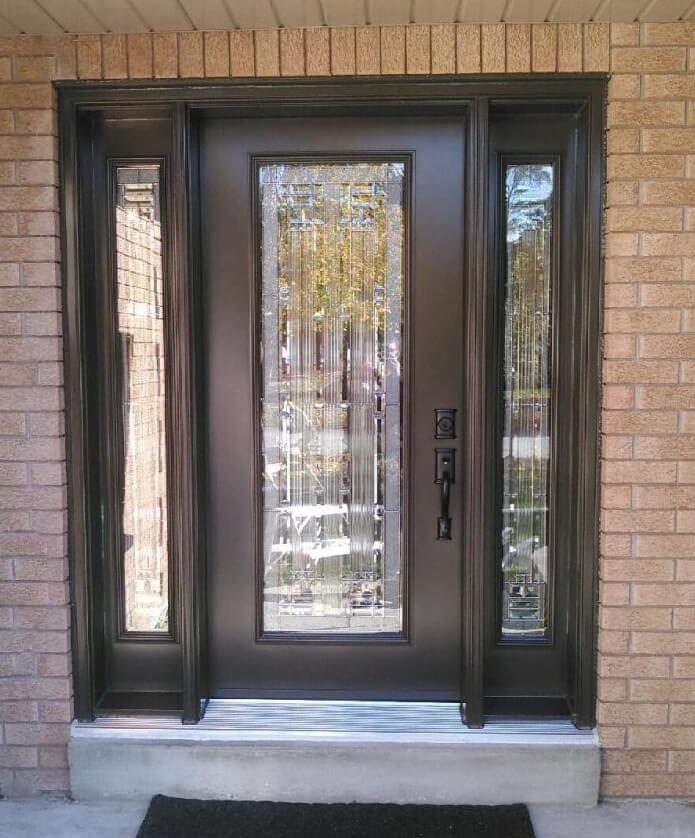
[114,165,169,634]
[501,163,553,641]
[258,161,406,635]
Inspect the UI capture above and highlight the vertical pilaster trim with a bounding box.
[60,96,95,722]
[171,102,207,723]
[462,96,490,728]
[574,83,605,728]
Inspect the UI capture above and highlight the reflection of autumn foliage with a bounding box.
[259,164,404,632]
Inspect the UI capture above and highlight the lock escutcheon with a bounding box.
[434,408,456,440]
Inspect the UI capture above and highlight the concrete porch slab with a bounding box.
[3,800,694,838]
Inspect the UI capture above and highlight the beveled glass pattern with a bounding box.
[259,161,405,634]
[115,165,169,633]
[501,163,553,640]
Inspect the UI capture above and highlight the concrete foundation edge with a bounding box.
[69,735,601,806]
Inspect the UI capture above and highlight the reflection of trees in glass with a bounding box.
[502,164,553,638]
[506,164,553,242]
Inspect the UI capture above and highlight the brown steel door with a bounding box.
[202,116,466,699]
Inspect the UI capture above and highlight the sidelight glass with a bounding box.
[258,161,405,634]
[114,165,169,634]
[501,163,553,640]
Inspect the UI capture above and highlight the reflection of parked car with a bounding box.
[279,589,314,615]
[350,587,383,610]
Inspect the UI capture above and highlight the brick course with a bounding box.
[0,21,693,799]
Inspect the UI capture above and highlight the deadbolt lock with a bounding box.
[434,408,456,439]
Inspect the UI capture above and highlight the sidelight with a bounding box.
[112,164,170,635]
[500,163,554,641]
[257,161,406,635]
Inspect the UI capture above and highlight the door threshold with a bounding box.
[76,698,594,741]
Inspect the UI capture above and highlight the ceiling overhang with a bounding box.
[1,1,693,36]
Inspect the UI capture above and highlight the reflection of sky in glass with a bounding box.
[259,162,405,635]
[501,163,553,640]
[506,165,553,243]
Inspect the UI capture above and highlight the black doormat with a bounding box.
[136,795,537,838]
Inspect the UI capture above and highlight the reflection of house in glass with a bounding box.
[501,164,553,639]
[115,167,169,634]
[259,163,405,634]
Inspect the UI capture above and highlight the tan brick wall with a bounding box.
[0,35,70,798]
[0,22,694,798]
[600,20,695,800]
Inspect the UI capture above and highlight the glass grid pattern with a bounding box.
[501,163,553,640]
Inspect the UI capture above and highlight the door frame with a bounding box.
[59,75,605,728]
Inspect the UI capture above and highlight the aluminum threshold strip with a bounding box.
[76,699,593,738]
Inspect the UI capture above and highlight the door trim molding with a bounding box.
[58,75,605,728]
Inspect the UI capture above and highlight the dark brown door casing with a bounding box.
[60,77,603,726]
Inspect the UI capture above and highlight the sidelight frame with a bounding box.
[482,104,602,725]
[64,112,188,716]
[59,75,604,728]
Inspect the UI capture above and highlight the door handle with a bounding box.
[435,448,455,541]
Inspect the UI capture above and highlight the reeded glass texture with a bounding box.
[501,164,553,640]
[259,162,405,634]
[115,166,169,633]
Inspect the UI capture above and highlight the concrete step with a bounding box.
[69,700,600,806]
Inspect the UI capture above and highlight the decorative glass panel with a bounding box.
[501,163,553,640]
[114,165,169,633]
[259,161,405,634]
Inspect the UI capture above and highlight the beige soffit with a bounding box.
[0,0,693,36]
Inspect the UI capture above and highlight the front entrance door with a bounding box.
[65,76,602,725]
[202,116,466,699]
